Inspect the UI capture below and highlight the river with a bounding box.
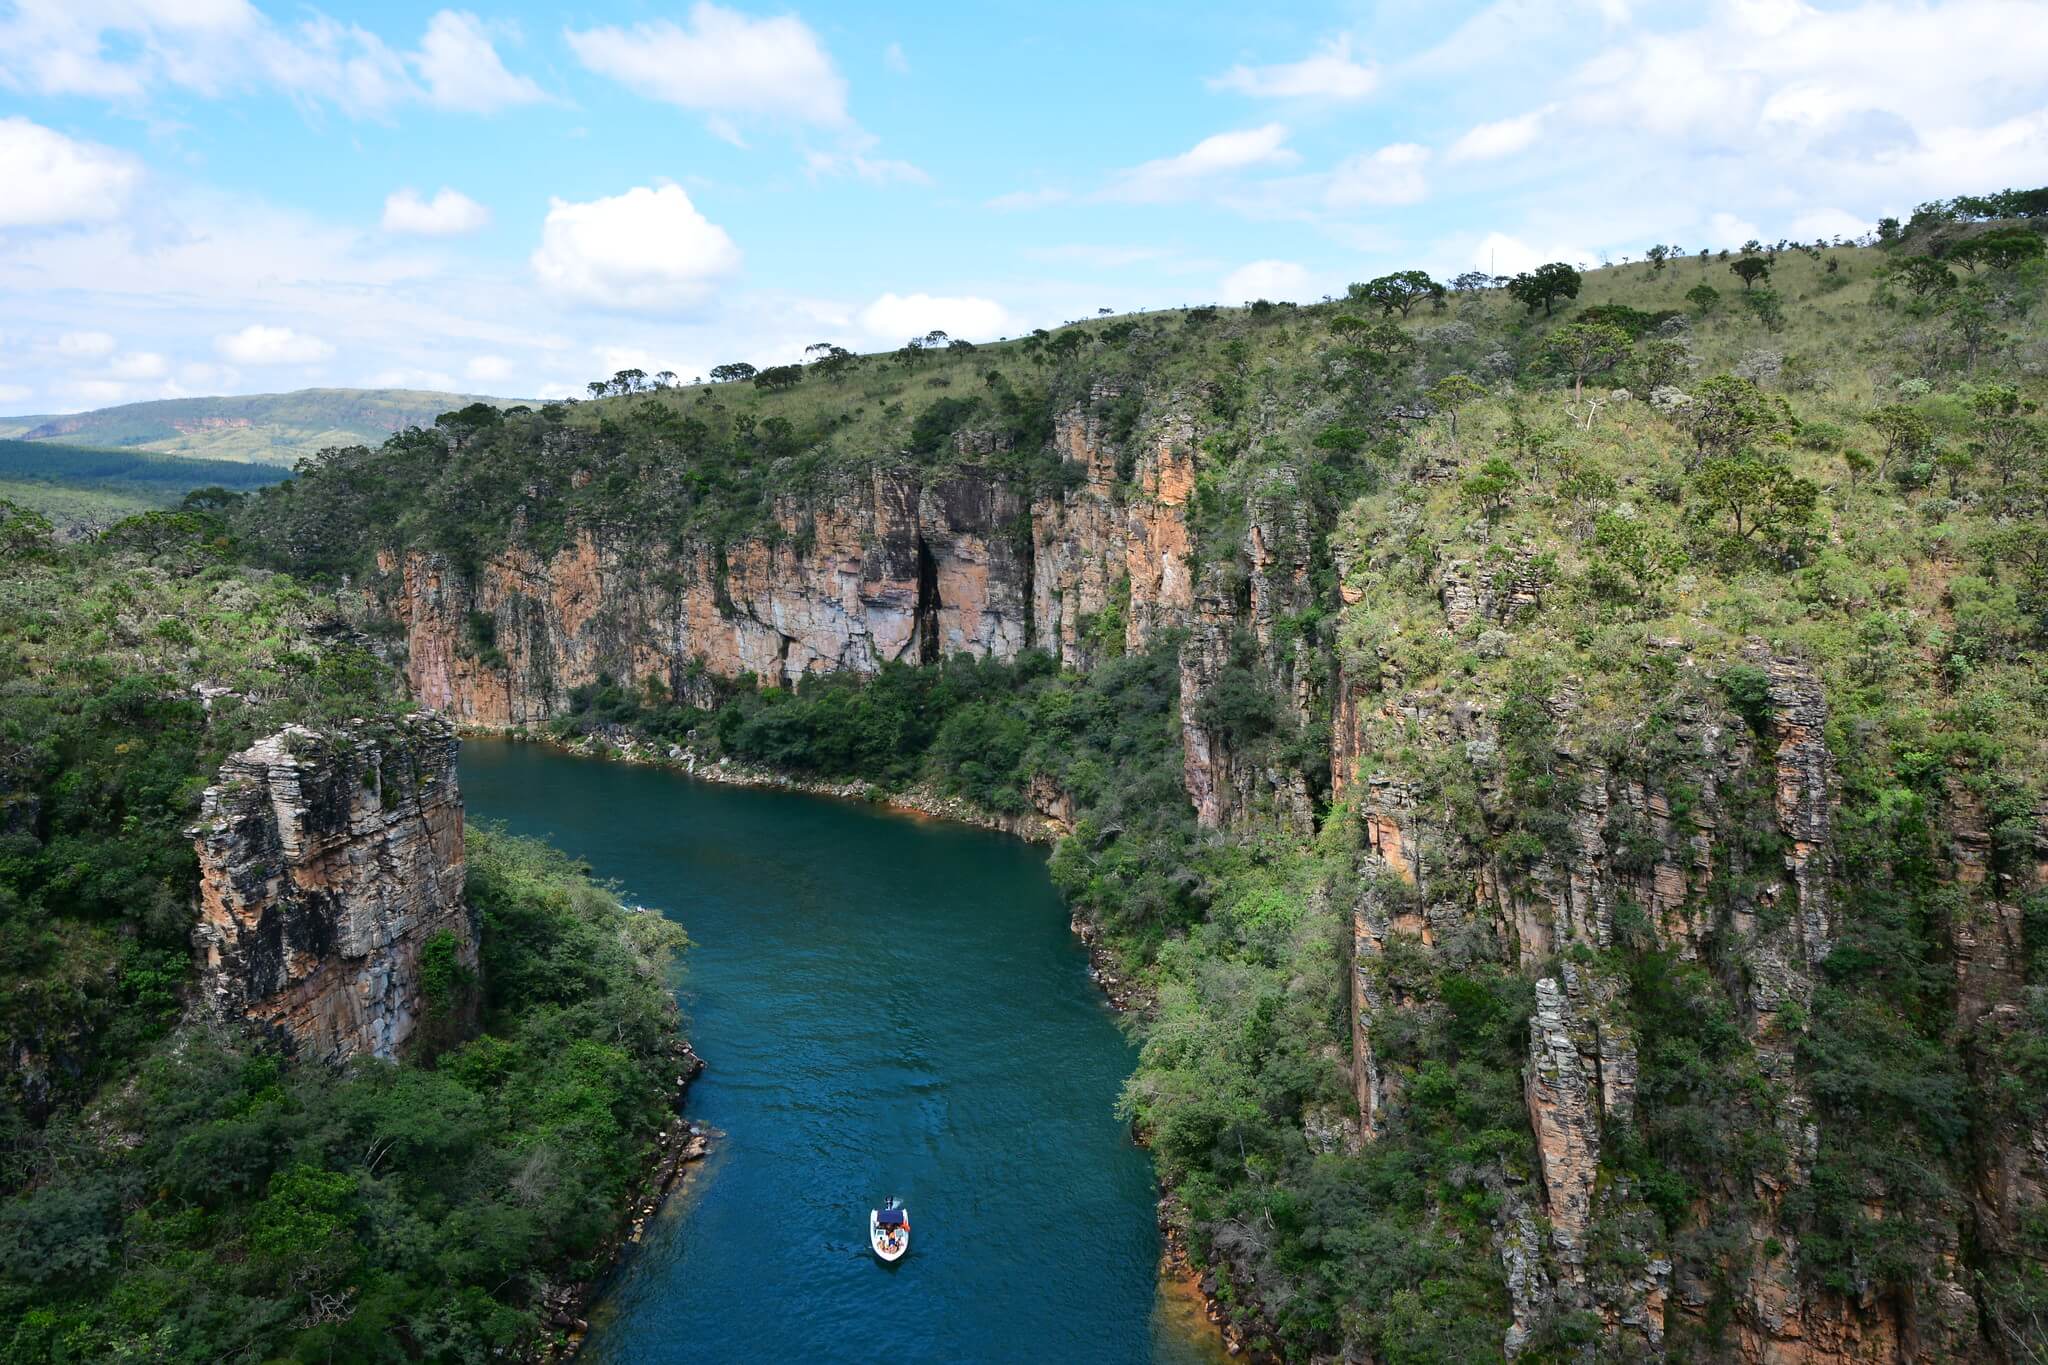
[461,739,1228,1365]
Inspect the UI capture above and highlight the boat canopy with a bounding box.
[877,1207,908,1226]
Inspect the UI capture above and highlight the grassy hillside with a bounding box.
[0,440,286,533]
[0,388,519,464]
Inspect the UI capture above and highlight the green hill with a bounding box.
[0,387,521,464]
[0,439,286,533]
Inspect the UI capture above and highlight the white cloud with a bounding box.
[0,384,33,406]
[566,4,848,128]
[56,330,116,358]
[858,293,1012,342]
[1220,260,1312,302]
[0,118,139,227]
[217,324,334,365]
[1789,207,1871,241]
[1447,108,1547,162]
[1326,143,1430,208]
[1208,34,1377,101]
[465,354,513,384]
[107,351,167,380]
[803,151,930,185]
[1707,211,1760,247]
[530,184,742,313]
[883,41,909,74]
[411,10,545,112]
[1471,231,1594,277]
[383,186,491,236]
[1107,124,1296,202]
[0,5,541,119]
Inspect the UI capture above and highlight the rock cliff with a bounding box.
[191,716,474,1063]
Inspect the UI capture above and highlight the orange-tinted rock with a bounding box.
[191,717,473,1063]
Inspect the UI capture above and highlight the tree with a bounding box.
[709,362,757,384]
[1629,339,1694,393]
[1868,404,1934,477]
[1507,262,1583,316]
[1351,270,1444,318]
[1692,453,1819,545]
[1729,256,1772,291]
[1588,510,1686,606]
[1541,322,1632,399]
[1328,315,1415,376]
[1890,255,1957,299]
[611,368,648,393]
[753,364,803,391]
[1742,287,1785,331]
[1944,281,2001,372]
[1950,229,2044,272]
[1425,374,1486,442]
[1462,456,1522,523]
[1450,270,1493,293]
[1646,244,1672,274]
[1686,283,1722,317]
[810,345,858,381]
[1686,375,1797,461]
[1966,383,2045,493]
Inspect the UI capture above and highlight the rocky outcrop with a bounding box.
[387,399,1209,723]
[191,717,473,1063]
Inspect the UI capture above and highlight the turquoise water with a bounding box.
[460,740,1225,1365]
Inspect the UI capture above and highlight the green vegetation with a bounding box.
[0,508,689,1360]
[0,826,686,1362]
[0,439,283,532]
[8,186,2048,1361]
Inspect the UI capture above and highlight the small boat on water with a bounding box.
[870,1199,909,1262]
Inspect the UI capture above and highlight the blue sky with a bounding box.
[2,0,2045,410]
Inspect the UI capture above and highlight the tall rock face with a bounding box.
[382,396,1208,726]
[1332,612,2044,1360]
[191,717,473,1063]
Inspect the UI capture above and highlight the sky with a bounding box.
[1,0,2045,412]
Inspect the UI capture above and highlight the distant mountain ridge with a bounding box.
[0,387,522,464]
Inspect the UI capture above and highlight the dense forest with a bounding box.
[6,185,2048,1361]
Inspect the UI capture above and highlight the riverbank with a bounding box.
[542,1040,708,1361]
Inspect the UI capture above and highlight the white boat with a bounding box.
[870,1198,909,1262]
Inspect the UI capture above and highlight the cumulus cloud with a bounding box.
[1208,35,1377,101]
[0,384,32,406]
[411,10,545,112]
[857,293,1012,342]
[1325,143,1430,208]
[0,118,139,228]
[1220,260,1312,303]
[1106,124,1297,202]
[1447,108,1548,162]
[217,324,335,365]
[530,184,742,313]
[567,4,848,128]
[383,186,491,235]
[0,5,542,119]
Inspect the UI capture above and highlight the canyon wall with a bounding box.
[1332,543,2048,1359]
[378,391,1314,832]
[191,716,474,1063]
